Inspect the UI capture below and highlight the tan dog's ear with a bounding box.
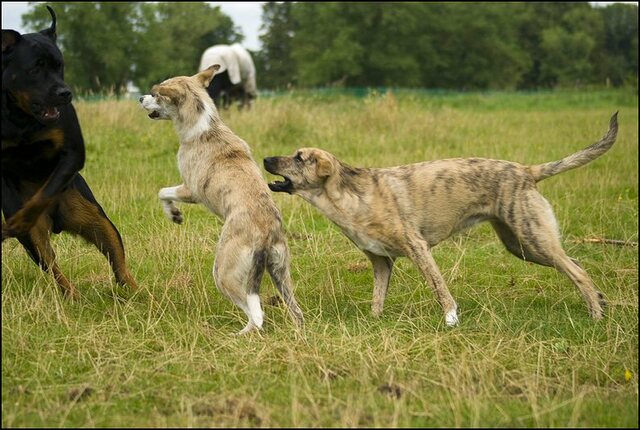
[316,155,335,178]
[158,85,184,102]
[195,64,221,88]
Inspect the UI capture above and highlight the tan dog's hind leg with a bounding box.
[404,236,458,326]
[364,251,394,317]
[267,241,305,328]
[213,234,265,335]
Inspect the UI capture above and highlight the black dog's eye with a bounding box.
[29,59,46,75]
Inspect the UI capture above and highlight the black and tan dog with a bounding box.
[264,113,618,326]
[2,6,137,297]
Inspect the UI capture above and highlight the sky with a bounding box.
[1,2,266,51]
[1,2,634,52]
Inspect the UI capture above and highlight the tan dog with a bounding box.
[264,113,618,326]
[139,65,304,334]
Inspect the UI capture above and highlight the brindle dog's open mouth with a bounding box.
[267,176,293,193]
[148,111,160,119]
[264,158,293,193]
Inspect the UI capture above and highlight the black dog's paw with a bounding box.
[2,219,30,240]
[1,222,10,242]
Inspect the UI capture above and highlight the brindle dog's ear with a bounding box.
[2,30,22,55]
[40,5,57,41]
[316,155,335,178]
[194,64,221,88]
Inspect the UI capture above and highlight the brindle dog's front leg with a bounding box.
[158,184,196,224]
[404,237,459,327]
[364,250,395,317]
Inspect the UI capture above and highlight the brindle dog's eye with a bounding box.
[294,153,303,162]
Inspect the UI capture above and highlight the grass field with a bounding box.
[2,89,638,427]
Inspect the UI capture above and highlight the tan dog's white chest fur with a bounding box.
[140,65,304,335]
[264,113,618,327]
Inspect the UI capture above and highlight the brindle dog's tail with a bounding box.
[530,111,618,182]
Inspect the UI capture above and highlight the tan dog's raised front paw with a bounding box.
[169,206,183,224]
[161,202,183,224]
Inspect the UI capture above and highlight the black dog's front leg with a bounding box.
[2,156,82,241]
[2,120,86,242]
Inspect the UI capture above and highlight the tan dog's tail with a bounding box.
[530,112,618,182]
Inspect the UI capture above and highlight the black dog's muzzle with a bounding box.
[33,86,72,123]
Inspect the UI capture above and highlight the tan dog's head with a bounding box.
[139,64,220,121]
[264,147,338,194]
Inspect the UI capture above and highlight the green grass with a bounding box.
[2,89,638,427]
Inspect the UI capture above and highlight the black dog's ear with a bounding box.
[2,30,22,55]
[40,5,57,41]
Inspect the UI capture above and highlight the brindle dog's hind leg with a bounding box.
[54,175,137,289]
[493,190,605,319]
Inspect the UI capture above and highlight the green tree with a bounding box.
[21,2,241,95]
[421,3,530,90]
[287,3,531,90]
[132,2,241,93]
[22,2,139,94]
[291,3,365,87]
[598,3,638,87]
[256,2,297,90]
[347,3,423,87]
[538,4,602,87]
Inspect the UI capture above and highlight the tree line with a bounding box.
[20,2,638,95]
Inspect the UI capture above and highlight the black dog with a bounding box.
[2,6,137,297]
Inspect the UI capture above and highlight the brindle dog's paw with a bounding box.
[597,291,607,310]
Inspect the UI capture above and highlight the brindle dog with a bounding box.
[264,113,618,326]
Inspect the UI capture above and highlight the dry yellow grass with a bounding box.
[2,90,638,427]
